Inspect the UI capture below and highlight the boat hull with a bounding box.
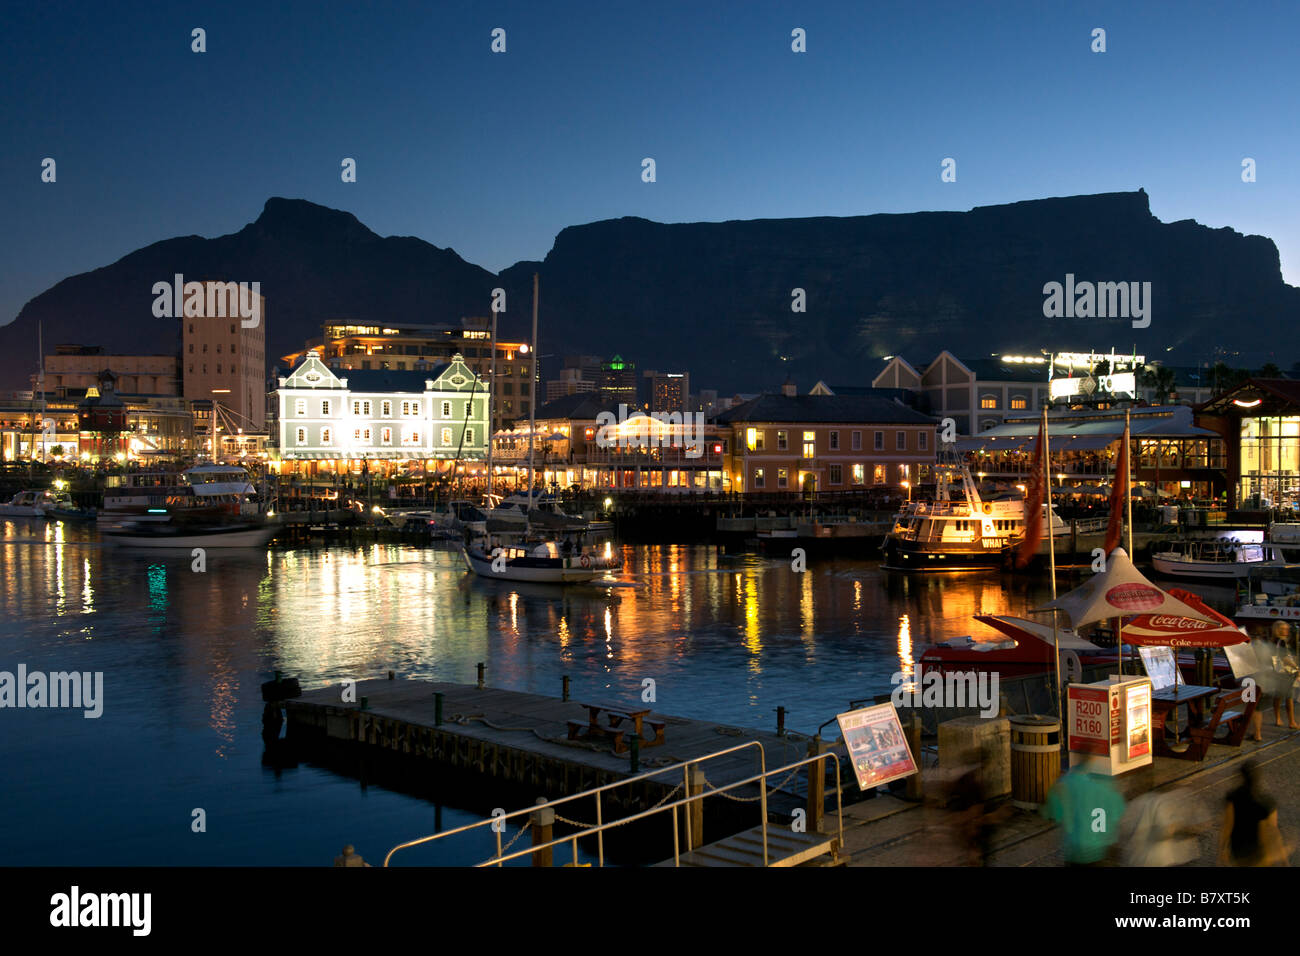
[461,547,611,583]
[103,524,278,548]
[1152,554,1278,580]
[881,534,1011,571]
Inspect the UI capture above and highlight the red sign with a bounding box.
[1105,583,1164,612]
[1068,686,1109,755]
[1110,693,1122,744]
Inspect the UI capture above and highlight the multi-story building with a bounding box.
[544,367,598,403]
[182,280,266,432]
[715,391,938,494]
[273,351,489,476]
[873,350,1215,436]
[281,319,533,434]
[490,393,728,493]
[643,370,689,412]
[45,345,180,396]
[599,355,637,405]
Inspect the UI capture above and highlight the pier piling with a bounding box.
[530,798,554,867]
[477,663,485,690]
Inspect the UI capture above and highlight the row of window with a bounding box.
[746,428,929,454]
[188,364,243,377]
[292,398,478,418]
[753,462,915,488]
[293,426,473,447]
[189,342,245,355]
[981,395,1032,410]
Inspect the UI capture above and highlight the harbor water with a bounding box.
[2,519,1120,865]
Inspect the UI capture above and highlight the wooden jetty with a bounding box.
[283,676,842,860]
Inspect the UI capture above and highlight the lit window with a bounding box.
[321,427,331,445]
[442,401,451,417]
[465,428,474,445]
[381,400,391,417]
[777,468,788,488]
[295,399,306,416]
[381,427,392,445]
[295,427,305,443]
[1010,396,1027,410]
[980,395,997,409]
[777,431,788,451]
[852,464,864,485]
[754,468,765,488]
[321,400,331,416]
[441,427,453,445]
[873,464,886,484]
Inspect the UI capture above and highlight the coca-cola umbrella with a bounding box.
[1121,587,1249,750]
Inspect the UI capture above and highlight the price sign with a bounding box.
[1068,685,1108,755]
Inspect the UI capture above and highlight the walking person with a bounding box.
[1041,758,1126,866]
[1218,761,1289,866]
[1249,621,1299,740]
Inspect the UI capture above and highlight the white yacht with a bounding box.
[1153,539,1286,580]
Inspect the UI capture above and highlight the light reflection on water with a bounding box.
[0,520,1075,864]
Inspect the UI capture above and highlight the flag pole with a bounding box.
[1119,408,1132,676]
[1046,405,1063,720]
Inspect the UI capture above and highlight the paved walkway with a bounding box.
[836,721,1300,866]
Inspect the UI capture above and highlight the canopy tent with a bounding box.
[1031,548,1221,628]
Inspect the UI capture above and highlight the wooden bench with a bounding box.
[1187,688,1256,758]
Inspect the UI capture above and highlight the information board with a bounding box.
[1126,683,1151,760]
[836,703,917,791]
[1138,645,1177,692]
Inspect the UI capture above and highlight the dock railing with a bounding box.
[383,740,767,867]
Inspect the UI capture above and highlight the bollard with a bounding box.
[388,670,395,680]
[807,736,826,835]
[685,765,705,850]
[476,662,485,690]
[434,692,443,727]
[530,798,555,867]
[775,706,786,737]
[360,696,368,711]
[562,675,570,702]
[905,716,924,802]
[629,733,640,774]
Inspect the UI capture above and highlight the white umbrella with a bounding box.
[1031,547,1221,627]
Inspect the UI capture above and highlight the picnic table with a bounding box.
[567,702,666,754]
[1151,685,1253,760]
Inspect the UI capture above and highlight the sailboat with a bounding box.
[461,274,621,583]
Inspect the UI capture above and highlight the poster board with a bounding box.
[836,702,917,791]
[1225,641,1261,678]
[1138,646,1177,692]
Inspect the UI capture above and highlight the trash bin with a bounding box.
[1009,715,1061,810]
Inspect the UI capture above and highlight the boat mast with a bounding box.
[525,272,538,533]
[487,306,496,503]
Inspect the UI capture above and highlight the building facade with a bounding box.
[716,394,938,494]
[45,345,180,396]
[181,280,267,432]
[273,351,489,470]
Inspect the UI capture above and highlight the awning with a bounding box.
[1060,435,1116,451]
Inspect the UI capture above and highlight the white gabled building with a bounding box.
[274,351,489,463]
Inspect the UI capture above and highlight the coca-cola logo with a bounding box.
[1106,583,1163,611]
[1145,615,1214,630]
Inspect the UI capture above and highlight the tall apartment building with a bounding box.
[643,370,689,412]
[181,281,266,432]
[600,355,637,405]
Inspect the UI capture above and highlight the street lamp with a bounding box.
[901,479,911,503]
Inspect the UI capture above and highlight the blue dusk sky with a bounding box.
[2,0,1297,328]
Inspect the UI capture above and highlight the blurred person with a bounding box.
[1249,622,1299,740]
[1041,758,1126,866]
[1218,760,1289,866]
[1118,786,1206,866]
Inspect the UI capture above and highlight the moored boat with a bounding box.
[0,489,57,517]
[1152,539,1285,580]
[102,519,278,549]
[462,531,621,583]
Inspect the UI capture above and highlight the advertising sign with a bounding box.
[836,703,917,791]
[1067,685,1108,755]
[1126,683,1151,760]
[1138,646,1177,691]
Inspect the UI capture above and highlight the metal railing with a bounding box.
[393,749,845,869]
[383,741,766,867]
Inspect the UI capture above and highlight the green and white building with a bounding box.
[273,351,489,464]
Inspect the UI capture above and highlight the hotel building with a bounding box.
[181,281,267,432]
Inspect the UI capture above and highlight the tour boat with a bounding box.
[1234,576,1300,622]
[1152,539,1286,580]
[462,531,621,583]
[881,452,1066,571]
[0,489,57,517]
[99,464,264,525]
